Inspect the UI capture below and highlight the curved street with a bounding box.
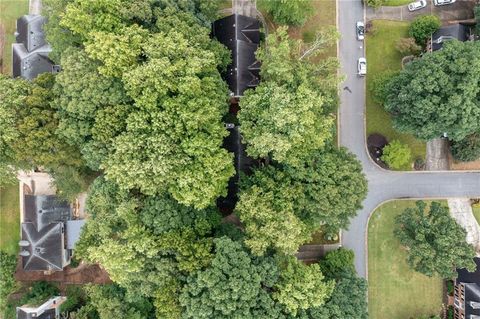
[338,0,480,278]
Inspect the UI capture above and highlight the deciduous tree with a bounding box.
[395,201,476,278]
[258,0,314,26]
[381,140,412,170]
[385,40,480,142]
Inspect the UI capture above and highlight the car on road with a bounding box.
[358,58,367,76]
[407,0,427,11]
[433,0,455,6]
[356,21,365,41]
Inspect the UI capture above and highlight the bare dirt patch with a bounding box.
[451,158,480,171]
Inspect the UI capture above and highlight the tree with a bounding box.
[320,248,356,279]
[451,132,480,162]
[236,147,367,255]
[273,256,334,316]
[72,284,154,319]
[409,15,440,45]
[179,237,283,319]
[258,0,314,26]
[395,37,421,56]
[235,184,311,256]
[381,140,412,170]
[307,270,368,319]
[76,177,220,298]
[395,201,476,278]
[384,40,480,142]
[369,70,398,105]
[239,27,337,166]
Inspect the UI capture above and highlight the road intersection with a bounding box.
[337,0,480,278]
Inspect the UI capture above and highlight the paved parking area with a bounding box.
[366,0,475,23]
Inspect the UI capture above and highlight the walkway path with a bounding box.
[338,0,480,278]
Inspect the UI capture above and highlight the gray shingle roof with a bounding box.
[12,14,54,79]
[431,24,470,51]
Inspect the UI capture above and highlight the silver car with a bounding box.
[356,21,365,41]
[433,0,455,5]
[407,0,427,11]
[358,58,367,76]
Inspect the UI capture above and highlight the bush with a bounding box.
[60,285,86,314]
[446,280,454,296]
[395,37,422,56]
[21,281,59,307]
[258,0,314,26]
[447,306,454,319]
[369,71,398,105]
[0,252,18,312]
[451,133,480,162]
[381,140,412,170]
[409,15,440,45]
[366,0,384,8]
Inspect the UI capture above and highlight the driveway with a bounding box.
[338,0,480,278]
[366,0,475,22]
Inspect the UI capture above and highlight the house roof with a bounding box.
[212,14,261,97]
[12,15,54,80]
[431,24,470,51]
[217,126,256,211]
[17,308,56,319]
[66,219,86,250]
[20,195,71,271]
[457,258,480,317]
[15,15,48,52]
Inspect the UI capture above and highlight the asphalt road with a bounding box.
[338,0,480,278]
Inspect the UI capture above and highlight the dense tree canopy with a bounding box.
[239,28,337,167]
[395,201,476,278]
[236,147,367,255]
[408,15,440,45]
[451,132,480,162]
[384,40,480,142]
[258,0,314,26]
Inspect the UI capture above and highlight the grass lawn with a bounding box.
[383,0,411,6]
[472,205,480,226]
[366,20,426,168]
[0,183,20,255]
[368,200,444,319]
[0,0,29,75]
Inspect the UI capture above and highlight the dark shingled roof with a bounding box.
[457,258,480,317]
[20,195,71,271]
[12,15,54,79]
[431,24,470,51]
[212,14,261,97]
[217,126,256,211]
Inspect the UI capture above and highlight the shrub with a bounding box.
[446,280,454,296]
[369,71,398,105]
[0,252,18,312]
[60,285,86,314]
[258,0,314,26]
[381,140,412,170]
[395,37,422,56]
[451,133,480,162]
[409,15,440,45]
[366,0,384,8]
[447,306,454,319]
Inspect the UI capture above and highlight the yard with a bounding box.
[383,0,411,6]
[368,200,444,319]
[0,0,29,75]
[0,183,20,255]
[366,20,426,169]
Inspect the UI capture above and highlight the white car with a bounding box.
[356,21,365,41]
[407,0,427,11]
[433,0,455,6]
[358,58,367,76]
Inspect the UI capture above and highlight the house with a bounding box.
[16,296,66,319]
[454,257,480,319]
[212,14,261,97]
[430,24,471,52]
[12,15,58,79]
[18,173,86,272]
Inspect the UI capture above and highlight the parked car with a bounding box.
[356,21,365,41]
[358,58,367,76]
[407,0,427,11]
[433,0,455,6]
